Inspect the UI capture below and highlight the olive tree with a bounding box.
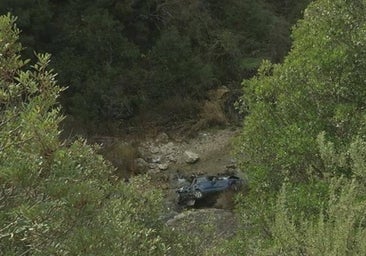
[236,0,366,190]
[0,14,191,255]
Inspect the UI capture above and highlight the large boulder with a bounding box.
[184,151,200,164]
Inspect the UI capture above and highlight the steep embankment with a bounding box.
[137,127,243,246]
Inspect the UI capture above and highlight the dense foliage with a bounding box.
[0,0,310,128]
[4,0,366,255]
[225,0,366,254]
[0,14,200,255]
[237,0,366,189]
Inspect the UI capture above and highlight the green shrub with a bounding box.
[236,0,366,190]
[0,14,202,255]
[216,178,366,255]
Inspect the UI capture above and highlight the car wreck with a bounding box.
[176,175,243,206]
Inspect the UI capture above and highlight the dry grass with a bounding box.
[185,100,228,136]
[101,142,140,179]
[200,100,227,126]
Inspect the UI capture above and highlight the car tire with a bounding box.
[194,190,203,199]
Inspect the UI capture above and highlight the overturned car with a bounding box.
[176,175,243,206]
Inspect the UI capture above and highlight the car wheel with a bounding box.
[194,190,203,199]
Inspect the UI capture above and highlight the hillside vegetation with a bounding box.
[2,0,366,255]
[0,14,193,255]
[0,0,310,132]
[226,0,366,254]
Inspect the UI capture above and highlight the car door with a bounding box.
[211,178,228,192]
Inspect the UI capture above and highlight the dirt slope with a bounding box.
[137,127,241,178]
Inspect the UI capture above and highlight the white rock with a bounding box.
[158,163,169,170]
[151,156,161,163]
[184,151,200,164]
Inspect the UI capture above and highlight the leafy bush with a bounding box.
[236,0,366,189]
[221,0,366,255]
[0,14,201,255]
[215,178,366,256]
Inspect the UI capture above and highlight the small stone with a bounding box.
[151,156,161,163]
[135,158,148,170]
[167,155,177,163]
[156,132,169,143]
[150,146,160,154]
[148,163,157,169]
[158,163,169,170]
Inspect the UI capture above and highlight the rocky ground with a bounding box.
[137,127,241,179]
[132,126,246,244]
[88,87,246,246]
[92,125,245,249]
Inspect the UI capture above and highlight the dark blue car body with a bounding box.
[176,175,242,205]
